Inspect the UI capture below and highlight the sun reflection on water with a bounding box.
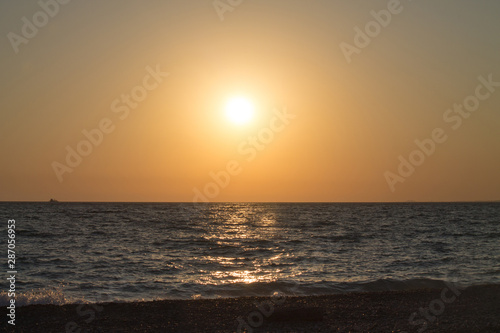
[194,204,285,286]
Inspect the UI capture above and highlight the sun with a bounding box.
[225,96,255,125]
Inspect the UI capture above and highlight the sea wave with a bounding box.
[0,287,71,307]
[176,278,471,299]
[0,278,477,307]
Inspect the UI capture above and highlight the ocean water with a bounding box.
[1,202,499,306]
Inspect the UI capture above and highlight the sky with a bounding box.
[1,0,499,202]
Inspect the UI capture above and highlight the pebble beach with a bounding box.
[8,284,500,332]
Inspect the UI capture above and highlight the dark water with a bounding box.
[1,202,499,306]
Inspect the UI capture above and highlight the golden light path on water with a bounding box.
[188,205,294,286]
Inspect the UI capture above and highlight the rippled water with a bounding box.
[1,202,499,306]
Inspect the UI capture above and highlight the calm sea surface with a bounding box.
[1,202,499,306]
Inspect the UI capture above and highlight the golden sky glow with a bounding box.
[1,1,499,202]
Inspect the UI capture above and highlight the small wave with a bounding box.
[485,232,500,239]
[0,278,481,306]
[161,278,471,300]
[347,278,465,293]
[0,288,71,307]
[313,233,362,242]
[17,229,56,238]
[87,210,123,214]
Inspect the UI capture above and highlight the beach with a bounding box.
[8,284,500,332]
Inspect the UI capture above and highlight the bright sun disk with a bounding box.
[225,97,254,125]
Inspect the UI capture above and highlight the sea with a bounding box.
[1,202,499,306]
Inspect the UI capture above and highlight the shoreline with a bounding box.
[7,284,500,332]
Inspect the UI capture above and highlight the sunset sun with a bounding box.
[225,96,255,125]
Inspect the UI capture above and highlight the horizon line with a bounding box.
[1,200,499,204]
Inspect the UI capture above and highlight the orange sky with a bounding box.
[1,1,499,202]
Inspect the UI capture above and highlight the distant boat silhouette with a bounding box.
[49,198,59,203]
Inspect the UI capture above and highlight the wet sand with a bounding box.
[7,284,500,332]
